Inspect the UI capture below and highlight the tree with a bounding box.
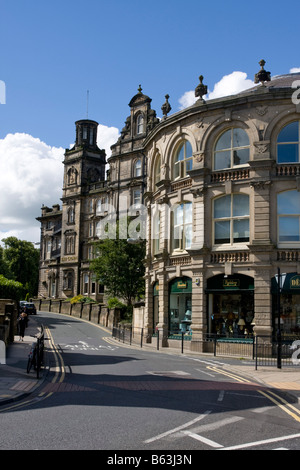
[90,223,145,308]
[1,237,40,297]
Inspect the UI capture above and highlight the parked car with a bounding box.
[19,300,27,309]
[24,303,37,315]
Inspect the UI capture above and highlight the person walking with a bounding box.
[18,312,27,341]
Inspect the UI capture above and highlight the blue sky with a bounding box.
[0,0,299,243]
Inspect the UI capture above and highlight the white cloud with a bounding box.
[178,71,255,110]
[290,67,300,73]
[0,125,120,244]
[97,124,120,159]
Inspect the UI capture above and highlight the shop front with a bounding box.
[169,277,192,336]
[206,274,254,338]
[271,272,300,338]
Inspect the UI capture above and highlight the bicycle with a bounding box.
[27,341,37,374]
[26,328,44,378]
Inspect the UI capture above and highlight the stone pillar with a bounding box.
[157,271,169,347]
[143,273,154,343]
[190,271,206,350]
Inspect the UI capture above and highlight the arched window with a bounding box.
[173,140,193,180]
[152,210,160,255]
[172,202,192,250]
[135,159,142,177]
[214,128,249,170]
[277,121,300,163]
[153,154,161,187]
[137,114,144,135]
[278,190,300,244]
[213,194,249,245]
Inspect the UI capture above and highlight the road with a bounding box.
[1,311,300,452]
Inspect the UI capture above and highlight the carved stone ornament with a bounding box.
[254,142,269,154]
[195,75,208,102]
[161,94,171,118]
[254,59,271,85]
[256,105,268,116]
[250,179,272,189]
[194,152,204,164]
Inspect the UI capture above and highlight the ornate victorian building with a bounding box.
[37,61,300,345]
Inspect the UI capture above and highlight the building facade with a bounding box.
[37,62,300,345]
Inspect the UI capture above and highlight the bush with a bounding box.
[107,297,127,309]
[70,295,96,304]
[0,275,26,301]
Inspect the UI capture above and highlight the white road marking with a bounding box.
[195,368,215,378]
[181,430,224,448]
[222,432,300,450]
[144,410,211,444]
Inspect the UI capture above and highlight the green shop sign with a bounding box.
[169,277,192,293]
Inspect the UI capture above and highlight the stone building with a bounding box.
[143,63,300,345]
[36,88,159,301]
[37,61,300,345]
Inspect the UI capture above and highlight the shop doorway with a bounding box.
[206,274,254,337]
[169,277,192,335]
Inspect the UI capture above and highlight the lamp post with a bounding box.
[275,268,286,369]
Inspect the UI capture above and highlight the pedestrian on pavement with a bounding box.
[18,312,27,341]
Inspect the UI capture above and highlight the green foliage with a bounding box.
[107,297,127,309]
[0,274,26,301]
[0,237,40,297]
[70,295,96,304]
[90,220,146,306]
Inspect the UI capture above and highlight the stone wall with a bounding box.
[33,299,119,329]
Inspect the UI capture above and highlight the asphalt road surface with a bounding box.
[1,311,300,453]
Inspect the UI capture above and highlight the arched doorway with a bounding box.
[206,274,254,337]
[169,277,192,336]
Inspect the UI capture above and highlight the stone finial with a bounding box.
[195,75,208,102]
[161,94,171,118]
[138,84,142,93]
[254,59,271,85]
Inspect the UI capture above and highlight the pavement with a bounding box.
[0,315,47,406]
[1,315,300,407]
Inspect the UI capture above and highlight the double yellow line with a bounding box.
[38,326,65,398]
[207,366,300,423]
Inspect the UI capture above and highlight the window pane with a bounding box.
[233,128,249,148]
[233,148,249,166]
[185,158,193,172]
[177,144,184,161]
[185,202,192,223]
[215,221,230,244]
[174,204,183,225]
[233,219,249,243]
[277,144,299,163]
[278,191,300,214]
[214,195,231,218]
[216,130,231,150]
[214,150,231,170]
[185,141,192,158]
[233,194,249,217]
[174,161,180,179]
[278,121,299,143]
[184,224,192,249]
[279,217,300,242]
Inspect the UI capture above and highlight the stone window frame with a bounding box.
[212,193,250,246]
[277,189,300,247]
[213,127,250,171]
[171,201,193,252]
[277,120,300,164]
[172,140,193,181]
